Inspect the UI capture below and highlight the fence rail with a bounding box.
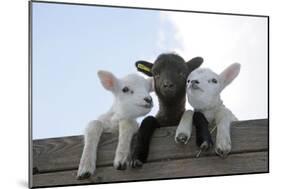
[32,119,269,188]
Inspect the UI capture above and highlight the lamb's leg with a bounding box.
[131,116,159,168]
[175,110,193,144]
[193,112,213,151]
[77,120,103,179]
[114,119,138,170]
[215,117,232,158]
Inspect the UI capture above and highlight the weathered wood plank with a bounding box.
[33,119,268,173]
[33,151,268,187]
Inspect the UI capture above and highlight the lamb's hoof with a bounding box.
[114,162,127,170]
[215,147,230,158]
[175,133,189,144]
[77,172,91,180]
[130,159,143,168]
[200,141,213,151]
[197,136,213,151]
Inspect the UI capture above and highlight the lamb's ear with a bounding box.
[97,70,120,92]
[135,61,153,77]
[186,57,204,72]
[219,63,241,90]
[146,78,154,92]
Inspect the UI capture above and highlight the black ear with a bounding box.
[135,61,154,77]
[186,57,204,72]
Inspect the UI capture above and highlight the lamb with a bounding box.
[175,63,241,158]
[77,70,154,179]
[131,53,204,167]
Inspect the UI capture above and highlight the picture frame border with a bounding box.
[28,1,270,188]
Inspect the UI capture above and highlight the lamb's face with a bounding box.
[152,59,187,99]
[135,53,204,102]
[186,68,221,110]
[186,63,241,110]
[115,74,153,119]
[97,71,153,120]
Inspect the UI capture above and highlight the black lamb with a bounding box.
[131,53,204,167]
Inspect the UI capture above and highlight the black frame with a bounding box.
[28,1,270,188]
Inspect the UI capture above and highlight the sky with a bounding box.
[32,2,268,139]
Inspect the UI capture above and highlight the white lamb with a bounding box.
[175,63,241,157]
[77,70,154,179]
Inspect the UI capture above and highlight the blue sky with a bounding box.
[32,2,268,139]
[32,2,173,139]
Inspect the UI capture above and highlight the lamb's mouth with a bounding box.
[161,89,177,97]
[137,104,153,109]
[188,84,204,92]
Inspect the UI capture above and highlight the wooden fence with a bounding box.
[32,119,268,188]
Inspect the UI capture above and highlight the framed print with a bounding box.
[29,1,269,188]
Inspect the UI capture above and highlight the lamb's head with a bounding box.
[135,53,203,101]
[187,63,241,110]
[98,70,154,120]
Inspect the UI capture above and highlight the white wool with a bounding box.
[176,63,240,157]
[98,73,153,129]
[186,67,238,123]
[77,71,153,177]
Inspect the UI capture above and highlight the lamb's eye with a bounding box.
[212,78,218,84]
[154,73,160,78]
[122,86,129,93]
[179,72,185,78]
[187,80,190,83]
[153,70,160,77]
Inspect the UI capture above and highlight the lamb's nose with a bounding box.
[191,80,200,84]
[163,80,174,88]
[144,96,152,104]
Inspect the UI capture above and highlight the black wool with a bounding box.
[193,111,213,150]
[131,116,160,166]
[133,53,204,167]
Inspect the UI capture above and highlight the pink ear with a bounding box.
[219,63,241,90]
[97,70,118,91]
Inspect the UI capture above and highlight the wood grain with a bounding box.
[33,119,268,173]
[33,151,268,187]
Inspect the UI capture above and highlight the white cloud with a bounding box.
[158,12,268,120]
